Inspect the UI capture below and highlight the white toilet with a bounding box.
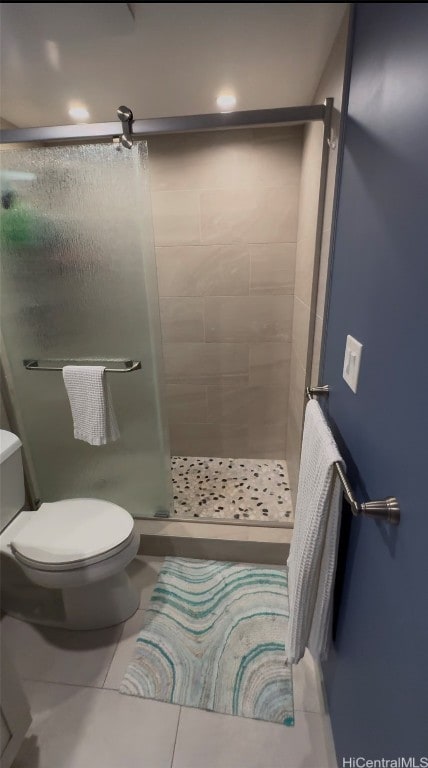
[0,429,140,630]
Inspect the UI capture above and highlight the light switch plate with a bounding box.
[343,335,363,393]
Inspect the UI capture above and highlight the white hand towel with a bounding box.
[286,399,343,664]
[62,366,120,446]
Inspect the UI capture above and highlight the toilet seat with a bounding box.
[10,498,134,569]
[12,531,136,572]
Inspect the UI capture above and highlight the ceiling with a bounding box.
[0,3,347,129]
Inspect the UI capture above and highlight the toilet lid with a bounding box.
[11,498,134,565]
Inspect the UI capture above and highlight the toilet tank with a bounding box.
[0,430,25,531]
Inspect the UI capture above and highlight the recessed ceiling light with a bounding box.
[216,93,237,113]
[68,105,90,123]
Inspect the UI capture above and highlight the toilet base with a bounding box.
[1,512,141,630]
[62,571,140,630]
[1,569,140,630]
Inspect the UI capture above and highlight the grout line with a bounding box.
[23,677,107,691]
[100,627,127,688]
[202,296,207,342]
[170,705,182,768]
[23,679,321,716]
[156,241,298,249]
[204,384,209,423]
[197,191,202,244]
[248,249,252,297]
[159,293,294,299]
[168,516,293,529]
[292,706,326,716]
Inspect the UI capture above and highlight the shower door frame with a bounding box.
[0,101,333,379]
[1,101,333,523]
[0,104,326,145]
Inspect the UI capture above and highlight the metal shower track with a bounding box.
[0,104,326,146]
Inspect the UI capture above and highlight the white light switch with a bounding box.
[343,335,363,393]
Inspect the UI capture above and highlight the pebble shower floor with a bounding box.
[171,457,293,523]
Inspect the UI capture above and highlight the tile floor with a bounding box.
[171,457,293,523]
[4,556,337,768]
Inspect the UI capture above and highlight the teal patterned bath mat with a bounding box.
[120,557,294,725]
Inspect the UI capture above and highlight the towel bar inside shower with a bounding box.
[23,359,141,373]
[306,386,400,525]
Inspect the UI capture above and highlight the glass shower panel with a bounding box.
[0,141,172,517]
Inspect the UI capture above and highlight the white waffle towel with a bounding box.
[286,399,343,664]
[62,366,120,446]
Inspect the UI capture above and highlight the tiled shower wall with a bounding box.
[286,13,349,505]
[148,127,303,458]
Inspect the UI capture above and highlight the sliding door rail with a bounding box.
[0,104,325,146]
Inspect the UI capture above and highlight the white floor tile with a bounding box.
[3,555,336,768]
[103,609,145,690]
[102,557,164,688]
[172,706,336,768]
[126,555,164,609]
[1,615,122,687]
[13,680,180,768]
[292,650,325,714]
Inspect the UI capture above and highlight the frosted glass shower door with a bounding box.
[0,142,172,517]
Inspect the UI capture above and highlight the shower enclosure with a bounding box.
[149,125,303,524]
[0,103,331,524]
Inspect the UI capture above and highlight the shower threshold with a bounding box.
[171,456,293,524]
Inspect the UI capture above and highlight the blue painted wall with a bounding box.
[322,3,428,760]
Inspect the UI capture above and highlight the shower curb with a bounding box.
[135,520,292,565]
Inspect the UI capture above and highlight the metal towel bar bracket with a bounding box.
[306,386,400,525]
[23,359,141,373]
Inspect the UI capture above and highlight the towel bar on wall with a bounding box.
[23,359,141,373]
[306,386,400,525]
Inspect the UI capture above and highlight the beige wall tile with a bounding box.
[249,243,296,295]
[294,236,316,306]
[166,383,207,424]
[206,385,288,426]
[295,123,323,246]
[169,422,248,458]
[315,228,331,321]
[249,342,291,386]
[160,298,205,342]
[291,296,311,372]
[205,296,293,343]
[248,421,287,460]
[170,423,215,457]
[250,187,299,243]
[149,125,305,459]
[217,423,250,458]
[150,128,303,193]
[156,244,250,297]
[149,131,255,192]
[251,131,303,189]
[200,187,298,245]
[151,190,200,246]
[200,188,256,245]
[163,342,249,385]
[288,348,306,429]
[250,385,289,426]
[250,385,289,458]
[206,386,250,425]
[287,345,306,485]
